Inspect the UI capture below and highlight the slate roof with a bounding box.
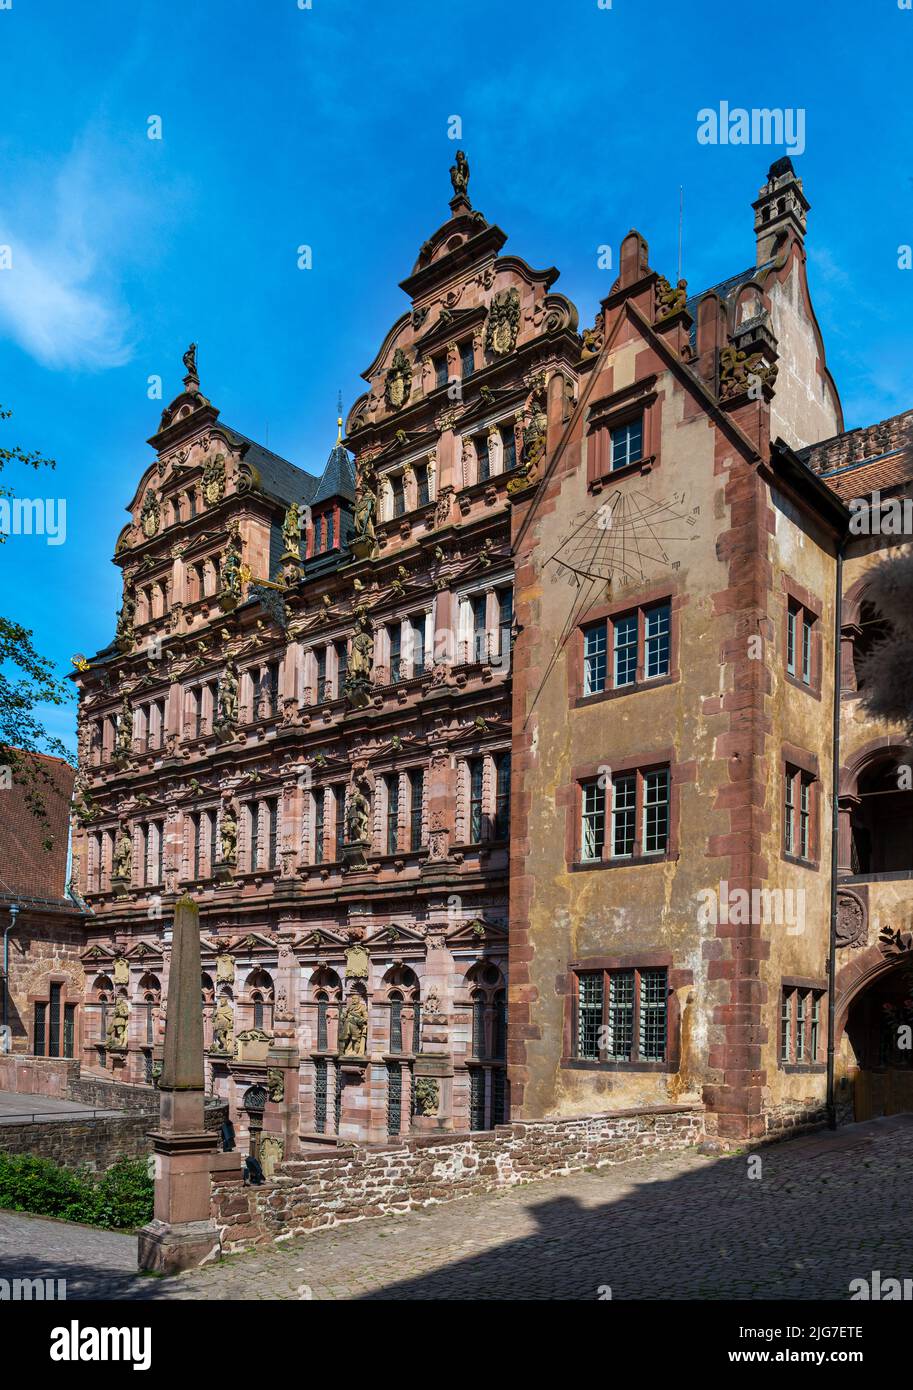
[221,427,321,507]
[685,260,776,348]
[311,443,357,506]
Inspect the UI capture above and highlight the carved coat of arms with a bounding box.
[485,287,520,356]
[385,349,412,411]
[202,452,226,506]
[141,490,160,537]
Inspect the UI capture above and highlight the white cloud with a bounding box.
[0,133,137,371]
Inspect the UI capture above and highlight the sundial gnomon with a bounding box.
[526,488,699,720]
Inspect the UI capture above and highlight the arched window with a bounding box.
[389,992,403,1054]
[853,599,891,693]
[316,991,329,1051]
[851,755,913,875]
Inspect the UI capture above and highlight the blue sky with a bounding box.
[1,0,910,757]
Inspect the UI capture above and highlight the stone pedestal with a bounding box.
[342,839,370,870]
[138,894,223,1275]
[336,1056,370,1139]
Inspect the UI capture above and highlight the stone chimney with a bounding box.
[752,157,809,266]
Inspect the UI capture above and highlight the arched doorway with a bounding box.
[839,954,913,1120]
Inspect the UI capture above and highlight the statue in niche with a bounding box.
[217,660,239,725]
[338,993,368,1056]
[219,803,238,864]
[220,548,242,604]
[450,149,470,198]
[353,479,377,544]
[115,590,136,650]
[105,997,129,1051]
[345,773,372,844]
[348,615,374,681]
[113,825,133,880]
[212,998,234,1055]
[282,503,302,558]
[114,696,133,759]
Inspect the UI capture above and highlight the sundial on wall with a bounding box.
[528,488,700,719]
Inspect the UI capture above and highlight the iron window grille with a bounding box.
[575,966,668,1063]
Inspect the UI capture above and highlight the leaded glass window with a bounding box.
[577,972,603,1060]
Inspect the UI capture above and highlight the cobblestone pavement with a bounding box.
[1,1115,911,1300]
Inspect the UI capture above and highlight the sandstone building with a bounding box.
[34,153,910,1157]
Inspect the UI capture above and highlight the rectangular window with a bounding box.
[434,354,448,389]
[612,774,636,858]
[460,340,475,379]
[613,612,638,687]
[248,803,260,872]
[389,626,402,683]
[315,647,328,702]
[500,425,516,472]
[335,640,348,692]
[796,991,807,1061]
[787,597,817,688]
[411,616,425,675]
[780,986,823,1065]
[314,789,325,865]
[391,474,406,518]
[410,770,424,850]
[810,994,821,1061]
[644,603,671,679]
[575,966,668,1064]
[495,753,511,840]
[267,799,278,870]
[335,785,346,859]
[314,514,324,553]
[386,774,400,854]
[63,1004,76,1059]
[581,780,606,861]
[314,1057,327,1133]
[498,588,513,663]
[606,970,635,1060]
[472,593,488,663]
[610,416,643,470]
[784,764,815,861]
[415,463,430,507]
[780,990,792,1062]
[192,813,202,878]
[209,809,217,873]
[477,434,491,483]
[577,973,604,1061]
[469,758,484,844]
[642,769,670,855]
[34,1002,46,1057]
[583,623,607,696]
[326,511,335,549]
[48,983,61,1059]
[387,1064,402,1136]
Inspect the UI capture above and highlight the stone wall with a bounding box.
[0,1112,157,1169]
[0,1055,158,1112]
[212,1104,703,1253]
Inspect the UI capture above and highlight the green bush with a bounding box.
[0,1153,153,1229]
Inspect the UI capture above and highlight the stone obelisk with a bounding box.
[138,893,222,1273]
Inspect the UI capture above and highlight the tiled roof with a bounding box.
[819,454,913,503]
[798,410,913,502]
[0,753,76,903]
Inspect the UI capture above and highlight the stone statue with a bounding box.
[182,341,199,384]
[114,697,133,759]
[338,994,368,1056]
[113,825,132,880]
[282,503,302,558]
[115,591,136,650]
[345,774,372,844]
[105,997,129,1051]
[450,150,470,198]
[353,482,377,544]
[217,661,239,725]
[212,998,234,1054]
[220,548,242,603]
[348,623,374,681]
[219,804,238,864]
